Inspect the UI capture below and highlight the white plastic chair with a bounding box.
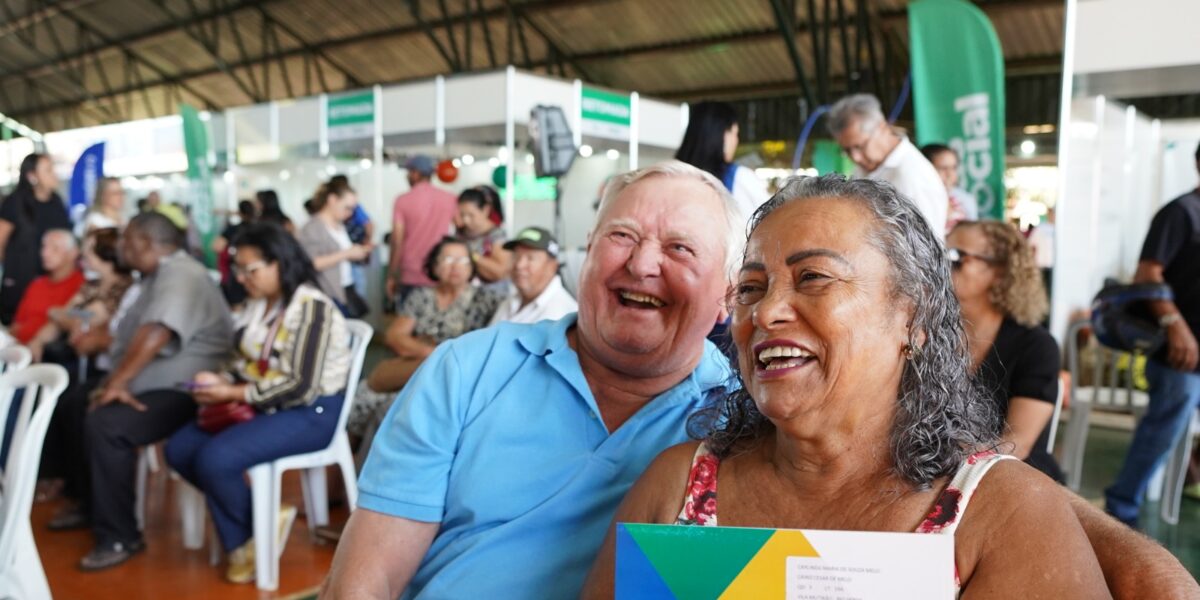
[1160,410,1200,525]
[248,319,372,591]
[1046,373,1066,454]
[0,345,33,482]
[1061,321,1150,491]
[0,364,70,600]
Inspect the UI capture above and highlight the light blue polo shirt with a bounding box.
[357,315,731,599]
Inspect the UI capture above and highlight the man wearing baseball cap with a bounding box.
[488,226,577,326]
[387,155,458,307]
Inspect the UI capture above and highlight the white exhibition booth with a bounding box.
[3,67,688,260]
[1050,0,1200,339]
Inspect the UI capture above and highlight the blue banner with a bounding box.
[68,142,105,225]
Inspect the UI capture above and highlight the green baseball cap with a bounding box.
[503,226,560,259]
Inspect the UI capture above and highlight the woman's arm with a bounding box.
[1065,492,1200,599]
[0,218,13,263]
[1000,397,1055,459]
[958,461,1111,599]
[384,315,435,359]
[27,322,61,362]
[581,442,701,600]
[311,245,370,272]
[474,245,512,283]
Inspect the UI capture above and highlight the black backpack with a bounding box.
[1090,279,1174,353]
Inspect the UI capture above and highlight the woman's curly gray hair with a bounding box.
[689,174,998,488]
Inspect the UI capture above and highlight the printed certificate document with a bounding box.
[616,523,954,600]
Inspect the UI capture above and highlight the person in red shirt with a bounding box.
[9,229,84,344]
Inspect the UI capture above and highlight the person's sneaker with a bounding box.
[225,539,256,584]
[47,503,90,531]
[78,539,145,571]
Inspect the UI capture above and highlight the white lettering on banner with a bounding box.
[581,97,631,120]
[951,93,995,215]
[329,104,373,119]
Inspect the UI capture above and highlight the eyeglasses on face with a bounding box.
[946,247,998,270]
[233,260,268,278]
[438,255,471,266]
[839,122,882,157]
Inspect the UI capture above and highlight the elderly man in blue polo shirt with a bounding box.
[325,161,740,598]
[325,163,1194,600]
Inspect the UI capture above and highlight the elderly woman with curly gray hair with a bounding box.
[583,175,1112,598]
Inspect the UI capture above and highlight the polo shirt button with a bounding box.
[315,406,324,414]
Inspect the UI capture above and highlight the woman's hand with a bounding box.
[346,244,372,262]
[191,371,243,405]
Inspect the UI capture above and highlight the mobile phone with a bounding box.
[67,308,94,321]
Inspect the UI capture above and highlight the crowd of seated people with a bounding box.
[2,146,1198,599]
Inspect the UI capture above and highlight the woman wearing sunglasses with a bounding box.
[947,220,1064,482]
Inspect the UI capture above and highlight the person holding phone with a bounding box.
[164,222,351,584]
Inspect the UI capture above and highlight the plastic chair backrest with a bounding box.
[0,364,69,570]
[1046,373,1066,453]
[0,345,33,475]
[336,320,374,435]
[1066,319,1142,413]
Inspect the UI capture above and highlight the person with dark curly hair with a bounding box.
[584,176,1117,598]
[947,220,1062,482]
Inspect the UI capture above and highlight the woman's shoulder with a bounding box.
[954,458,1104,592]
[998,318,1059,361]
[629,441,708,523]
[1000,317,1055,344]
[290,283,339,308]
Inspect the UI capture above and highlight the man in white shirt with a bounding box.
[828,94,949,239]
[489,226,577,326]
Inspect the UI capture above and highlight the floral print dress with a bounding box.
[674,444,1013,594]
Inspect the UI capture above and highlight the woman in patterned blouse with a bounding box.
[164,222,351,585]
[367,236,500,392]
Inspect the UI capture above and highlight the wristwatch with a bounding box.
[1159,313,1183,327]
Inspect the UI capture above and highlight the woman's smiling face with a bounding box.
[731,196,911,426]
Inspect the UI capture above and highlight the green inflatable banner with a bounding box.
[180,103,216,265]
[909,0,1007,219]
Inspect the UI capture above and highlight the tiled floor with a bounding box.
[34,462,346,599]
[31,414,1200,598]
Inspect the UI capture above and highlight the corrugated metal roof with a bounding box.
[0,0,1087,133]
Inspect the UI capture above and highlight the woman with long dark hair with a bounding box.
[0,153,72,324]
[674,101,768,225]
[165,221,351,584]
[255,189,293,234]
[456,186,511,294]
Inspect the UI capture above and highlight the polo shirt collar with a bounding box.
[516,314,733,430]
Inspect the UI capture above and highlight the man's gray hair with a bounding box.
[691,174,999,488]
[827,93,885,136]
[595,160,744,278]
[42,228,78,251]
